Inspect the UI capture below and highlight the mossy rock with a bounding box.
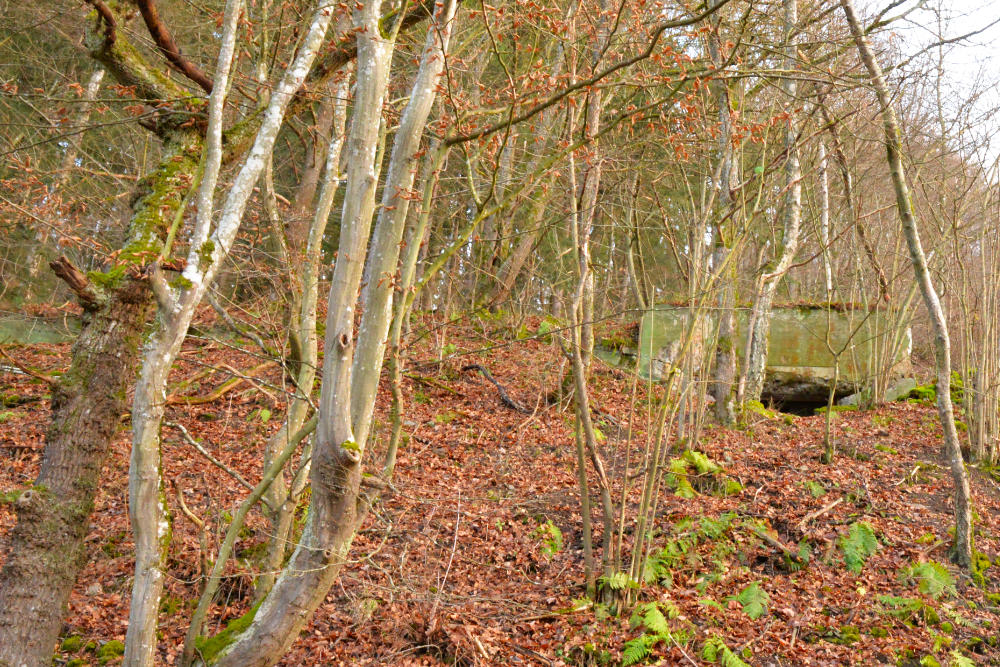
[814,404,857,415]
[96,640,124,665]
[742,400,776,419]
[826,625,861,645]
[61,635,85,652]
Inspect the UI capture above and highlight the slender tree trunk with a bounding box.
[126,1,335,658]
[743,0,802,404]
[203,3,456,663]
[256,65,352,603]
[841,0,972,568]
[490,175,556,305]
[706,0,738,424]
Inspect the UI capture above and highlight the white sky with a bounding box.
[865,0,1000,168]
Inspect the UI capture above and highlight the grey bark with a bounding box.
[841,0,972,568]
[205,3,457,663]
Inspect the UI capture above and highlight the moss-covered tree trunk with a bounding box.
[0,130,200,667]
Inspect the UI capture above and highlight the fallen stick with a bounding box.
[166,360,275,405]
[749,525,806,566]
[0,346,57,386]
[797,497,844,531]
[403,371,460,395]
[462,364,530,413]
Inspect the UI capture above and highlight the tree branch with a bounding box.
[135,0,214,93]
[49,255,103,308]
[83,0,193,107]
[167,421,256,495]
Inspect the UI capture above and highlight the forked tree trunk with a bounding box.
[840,0,972,568]
[256,64,352,603]
[201,3,457,663]
[126,0,337,659]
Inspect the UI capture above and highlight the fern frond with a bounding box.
[601,571,639,592]
[643,604,670,635]
[621,634,654,666]
[682,449,721,475]
[840,522,878,573]
[667,458,696,498]
[950,649,975,667]
[660,599,681,620]
[702,635,750,666]
[905,561,956,599]
[733,582,769,620]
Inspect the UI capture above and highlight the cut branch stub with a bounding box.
[49,255,103,308]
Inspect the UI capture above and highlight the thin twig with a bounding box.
[167,421,255,494]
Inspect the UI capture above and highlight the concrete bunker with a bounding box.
[637,304,913,408]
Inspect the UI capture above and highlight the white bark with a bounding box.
[743,0,802,403]
[819,142,832,296]
[126,1,336,663]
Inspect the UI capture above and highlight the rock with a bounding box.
[837,378,917,407]
[884,377,917,402]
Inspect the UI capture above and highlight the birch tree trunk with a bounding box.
[742,0,802,404]
[840,0,972,568]
[202,3,457,663]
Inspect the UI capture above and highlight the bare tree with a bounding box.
[840,0,972,568]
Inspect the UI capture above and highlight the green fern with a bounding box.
[878,595,936,624]
[622,634,655,666]
[699,512,736,539]
[950,649,975,667]
[601,571,639,592]
[667,458,696,498]
[840,522,878,573]
[731,581,769,620]
[622,602,690,666]
[640,550,670,586]
[904,561,956,599]
[629,603,663,633]
[702,635,750,667]
[682,449,721,475]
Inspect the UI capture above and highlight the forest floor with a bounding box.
[3,311,1000,666]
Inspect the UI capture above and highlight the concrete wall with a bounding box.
[638,305,912,400]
